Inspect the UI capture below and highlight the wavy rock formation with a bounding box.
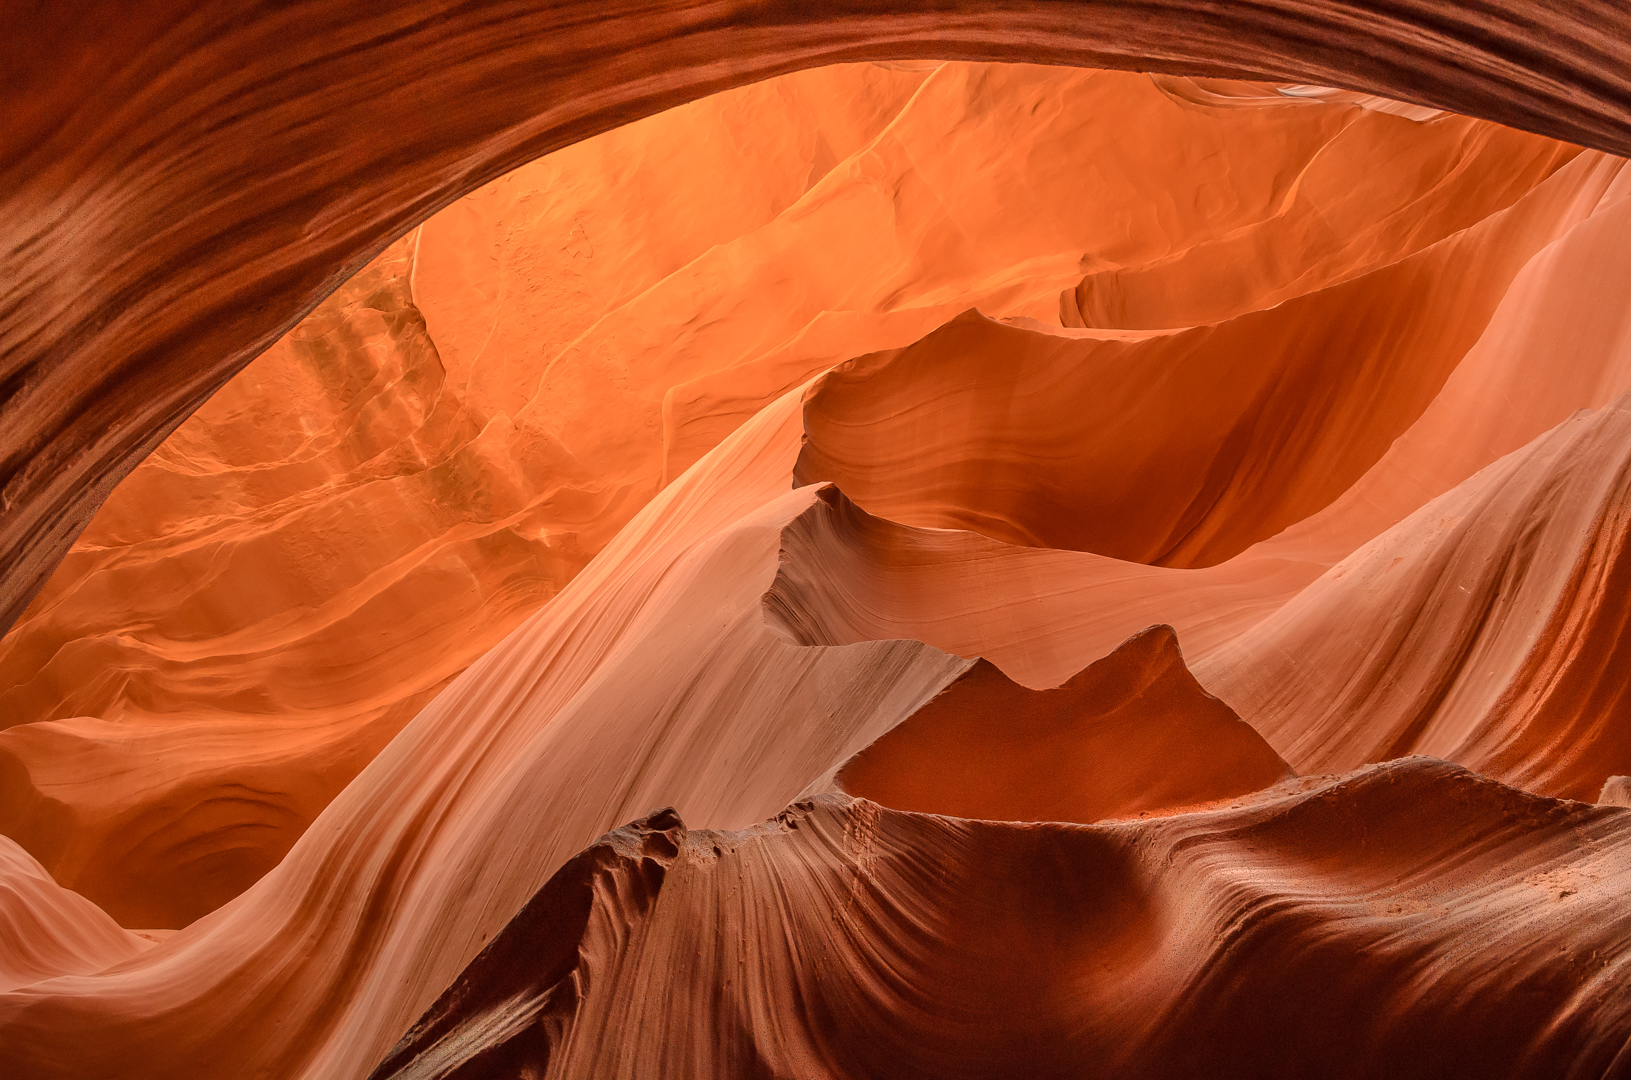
[373,768,1631,1080]
[0,389,971,1079]
[1,63,1589,928]
[0,837,156,995]
[0,62,935,928]
[1199,390,1631,801]
[8,276,1631,1075]
[795,143,1608,566]
[5,20,1631,1080]
[5,1,1631,643]
[836,625,1295,823]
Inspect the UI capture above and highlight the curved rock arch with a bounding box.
[3,0,1629,637]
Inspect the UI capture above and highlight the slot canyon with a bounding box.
[5,5,1631,1078]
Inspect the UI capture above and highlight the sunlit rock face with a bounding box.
[0,63,939,928]
[5,57,1631,1080]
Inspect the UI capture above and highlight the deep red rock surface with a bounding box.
[371,775,1631,1080]
[836,626,1295,823]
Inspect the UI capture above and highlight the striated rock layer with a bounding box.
[1,63,1591,927]
[0,61,938,928]
[5,37,1631,1080]
[8,288,1631,1075]
[372,773,1631,1080]
[5,0,1631,644]
[1199,391,1631,800]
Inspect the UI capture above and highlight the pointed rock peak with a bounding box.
[837,625,1293,824]
[369,807,691,1080]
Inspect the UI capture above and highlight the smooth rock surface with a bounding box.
[5,0,1631,640]
[2,63,1588,927]
[5,30,1631,1080]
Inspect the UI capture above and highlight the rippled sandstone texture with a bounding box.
[1,62,1587,930]
[373,772,1631,1080]
[0,61,939,929]
[5,1,1631,646]
[5,10,1631,1080]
